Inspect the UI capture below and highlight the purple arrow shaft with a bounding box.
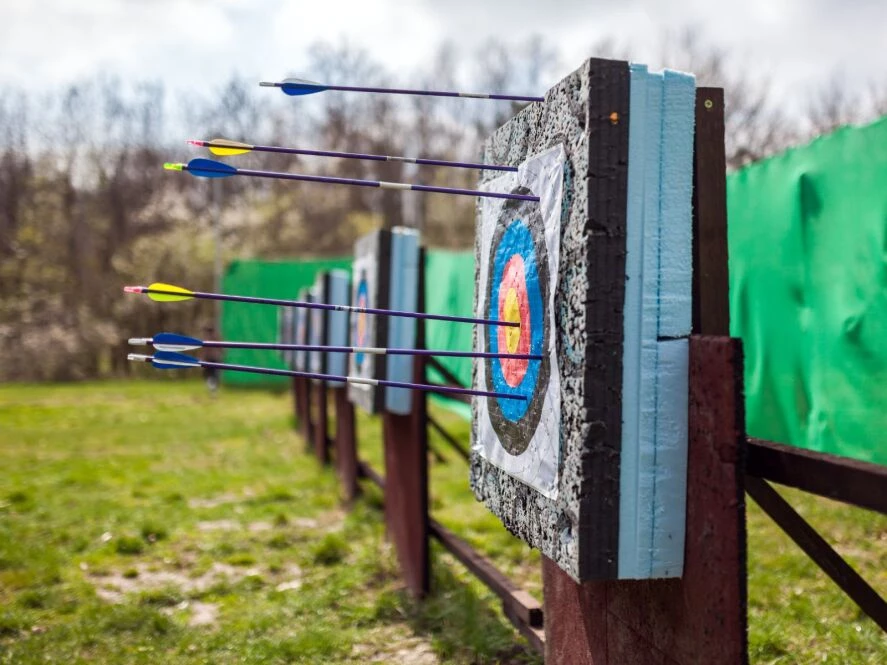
[142,287,519,328]
[187,163,539,202]
[324,84,543,103]
[214,142,517,173]
[185,357,525,401]
[199,340,541,361]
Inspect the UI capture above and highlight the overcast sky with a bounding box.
[1,0,884,117]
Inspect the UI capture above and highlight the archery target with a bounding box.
[348,229,391,413]
[474,144,565,498]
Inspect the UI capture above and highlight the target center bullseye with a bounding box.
[503,288,522,353]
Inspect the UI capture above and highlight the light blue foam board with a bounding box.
[308,275,327,376]
[326,269,350,386]
[647,338,689,577]
[385,228,420,414]
[619,67,692,579]
[657,71,696,337]
[618,63,650,579]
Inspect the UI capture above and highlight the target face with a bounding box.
[473,144,564,499]
[354,274,369,370]
[483,194,550,454]
[348,228,391,414]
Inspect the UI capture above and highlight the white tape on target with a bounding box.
[474,144,565,499]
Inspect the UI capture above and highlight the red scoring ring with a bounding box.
[496,254,531,387]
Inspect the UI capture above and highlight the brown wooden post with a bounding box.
[381,250,429,597]
[290,376,302,433]
[312,381,330,465]
[543,88,748,664]
[333,387,359,502]
[294,376,312,445]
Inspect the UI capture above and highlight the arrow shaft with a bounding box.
[216,142,517,173]
[141,287,518,328]
[264,80,544,103]
[189,163,538,202]
[154,356,523,401]
[196,340,541,361]
[327,84,543,103]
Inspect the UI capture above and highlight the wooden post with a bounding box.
[312,382,330,465]
[381,251,429,597]
[292,376,300,431]
[294,376,312,444]
[543,88,748,664]
[333,387,359,502]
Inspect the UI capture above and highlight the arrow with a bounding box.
[164,158,538,202]
[129,332,542,361]
[123,283,520,328]
[259,77,544,103]
[187,138,517,173]
[128,351,526,402]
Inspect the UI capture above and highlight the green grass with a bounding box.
[0,380,884,663]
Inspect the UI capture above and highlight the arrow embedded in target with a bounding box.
[129,332,542,361]
[128,351,527,401]
[259,77,544,103]
[163,159,539,202]
[123,282,520,328]
[187,138,517,173]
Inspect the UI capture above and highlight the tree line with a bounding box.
[1,33,883,380]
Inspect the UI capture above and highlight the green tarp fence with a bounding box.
[220,258,352,387]
[728,116,887,465]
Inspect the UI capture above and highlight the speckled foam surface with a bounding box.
[470,58,695,581]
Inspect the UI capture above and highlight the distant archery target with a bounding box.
[354,274,369,370]
[484,191,550,455]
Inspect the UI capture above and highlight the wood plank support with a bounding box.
[429,518,543,629]
[427,415,470,461]
[543,336,748,665]
[747,438,887,514]
[312,381,330,465]
[745,476,887,631]
[333,387,359,502]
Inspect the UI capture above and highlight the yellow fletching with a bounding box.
[147,282,194,302]
[208,138,252,156]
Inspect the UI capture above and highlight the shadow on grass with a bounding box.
[374,541,542,665]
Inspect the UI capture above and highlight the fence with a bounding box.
[288,87,885,663]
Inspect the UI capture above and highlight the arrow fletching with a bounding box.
[145,283,194,302]
[151,351,201,370]
[151,332,203,352]
[185,158,237,179]
[195,138,253,156]
[278,78,328,96]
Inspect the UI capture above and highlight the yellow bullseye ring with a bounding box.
[503,287,522,353]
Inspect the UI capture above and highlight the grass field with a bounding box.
[0,380,884,664]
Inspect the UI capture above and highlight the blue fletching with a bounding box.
[153,332,202,352]
[280,78,328,96]
[152,350,201,370]
[186,158,237,179]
